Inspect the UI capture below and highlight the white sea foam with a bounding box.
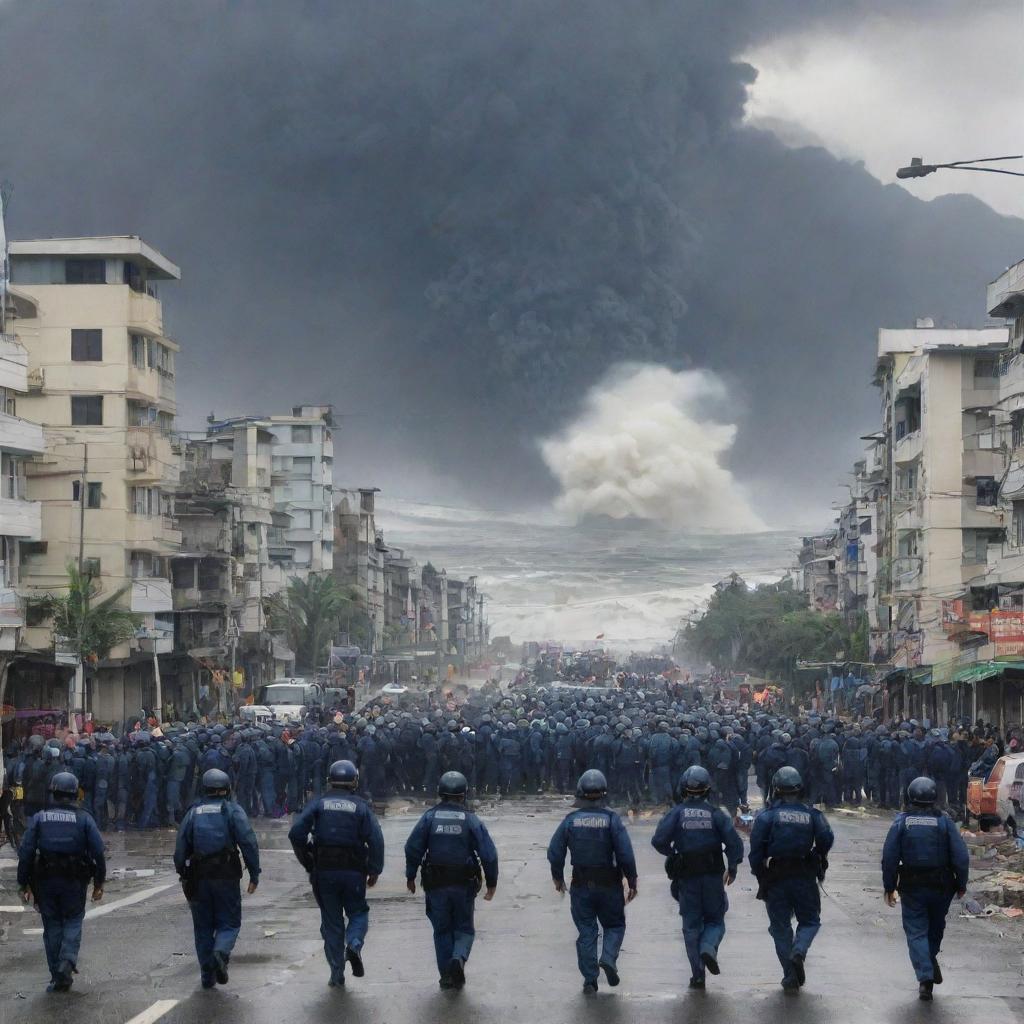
[539,364,764,532]
[376,496,796,650]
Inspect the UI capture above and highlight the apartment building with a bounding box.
[267,405,334,577]
[172,419,295,708]
[334,487,385,652]
[873,323,1009,672]
[0,310,45,656]
[7,236,181,722]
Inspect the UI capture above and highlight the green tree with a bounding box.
[266,573,363,672]
[32,563,142,733]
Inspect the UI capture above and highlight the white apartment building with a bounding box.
[874,323,1009,670]
[7,236,182,722]
[267,405,334,577]
[0,318,45,653]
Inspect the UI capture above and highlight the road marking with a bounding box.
[0,904,26,912]
[23,880,179,934]
[125,1000,179,1024]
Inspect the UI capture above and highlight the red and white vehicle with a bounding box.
[967,752,1024,835]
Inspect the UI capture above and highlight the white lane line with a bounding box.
[0,904,26,913]
[125,1000,179,1024]
[23,880,178,934]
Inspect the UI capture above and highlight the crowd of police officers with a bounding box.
[7,676,983,1002]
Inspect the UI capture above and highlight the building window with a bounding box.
[65,259,106,285]
[129,485,161,516]
[71,329,103,361]
[974,358,998,380]
[291,509,313,529]
[127,400,158,427]
[172,561,195,589]
[291,425,312,443]
[1014,502,1024,548]
[72,480,102,508]
[131,334,147,368]
[198,559,222,591]
[0,453,18,500]
[0,387,15,417]
[82,557,101,578]
[128,552,165,578]
[976,476,999,507]
[292,456,314,474]
[71,395,103,425]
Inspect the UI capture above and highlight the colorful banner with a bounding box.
[942,603,1024,656]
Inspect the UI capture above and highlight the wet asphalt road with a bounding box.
[1,797,1022,1024]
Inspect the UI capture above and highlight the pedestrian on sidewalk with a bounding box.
[174,768,260,989]
[881,776,969,1002]
[548,769,637,994]
[288,759,385,988]
[749,767,833,991]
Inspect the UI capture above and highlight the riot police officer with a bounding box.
[881,776,970,1001]
[288,760,385,987]
[547,769,637,993]
[173,768,260,989]
[652,766,743,989]
[404,770,498,989]
[17,771,105,992]
[748,767,833,991]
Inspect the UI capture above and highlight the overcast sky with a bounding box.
[746,4,1024,220]
[1,2,1022,528]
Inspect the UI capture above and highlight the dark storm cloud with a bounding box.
[1,1,1021,514]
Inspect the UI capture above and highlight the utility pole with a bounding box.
[70,440,89,735]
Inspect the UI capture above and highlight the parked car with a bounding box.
[967,752,1024,834]
[380,683,408,695]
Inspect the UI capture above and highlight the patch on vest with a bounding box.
[682,819,713,830]
[39,810,76,823]
[905,816,938,828]
[434,824,464,835]
[777,810,811,825]
[323,799,357,813]
[573,816,610,828]
[683,808,712,819]
[194,804,222,815]
[434,810,466,821]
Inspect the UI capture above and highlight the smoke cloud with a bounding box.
[1,2,1023,515]
[540,365,763,531]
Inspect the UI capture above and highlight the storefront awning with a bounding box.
[950,660,1024,685]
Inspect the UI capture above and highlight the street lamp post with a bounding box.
[897,154,1024,179]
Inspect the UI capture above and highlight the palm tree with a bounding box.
[32,563,142,733]
[266,573,362,673]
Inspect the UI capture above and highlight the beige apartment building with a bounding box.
[7,236,182,723]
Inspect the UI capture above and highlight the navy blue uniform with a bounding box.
[289,791,385,981]
[652,798,743,984]
[749,800,833,982]
[548,804,638,986]
[174,797,260,986]
[881,809,969,984]
[404,801,499,977]
[18,805,106,985]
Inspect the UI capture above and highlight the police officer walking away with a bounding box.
[651,766,743,990]
[748,767,833,991]
[547,769,637,994]
[881,776,970,1001]
[17,771,105,992]
[404,770,498,990]
[289,759,385,988]
[174,768,261,989]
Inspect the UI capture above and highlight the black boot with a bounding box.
[919,981,933,1001]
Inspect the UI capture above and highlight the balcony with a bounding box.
[0,334,29,393]
[892,555,922,591]
[128,291,163,333]
[130,577,173,613]
[0,413,45,456]
[894,428,922,464]
[0,496,41,540]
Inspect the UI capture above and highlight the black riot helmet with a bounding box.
[576,769,608,799]
[772,766,803,795]
[438,771,468,800]
[907,776,938,807]
[328,759,359,790]
[202,768,231,796]
[49,771,79,800]
[680,765,712,797]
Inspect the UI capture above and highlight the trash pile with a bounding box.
[960,827,1024,915]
